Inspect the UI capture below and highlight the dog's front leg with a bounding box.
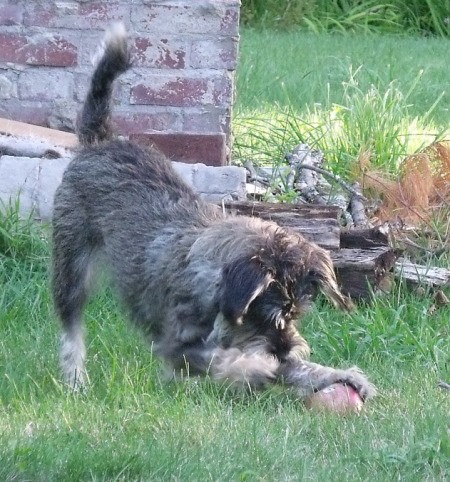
[277,359,376,401]
[208,346,279,390]
[174,342,279,390]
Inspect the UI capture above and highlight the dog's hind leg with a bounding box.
[52,205,97,389]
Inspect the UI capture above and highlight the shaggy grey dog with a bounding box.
[52,24,375,401]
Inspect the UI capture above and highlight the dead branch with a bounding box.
[298,163,368,201]
[350,181,371,228]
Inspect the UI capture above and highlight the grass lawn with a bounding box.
[234,31,449,174]
[236,31,449,126]
[1,30,450,481]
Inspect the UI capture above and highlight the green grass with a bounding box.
[1,213,449,480]
[2,30,450,480]
[236,31,449,125]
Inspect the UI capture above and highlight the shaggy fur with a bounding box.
[52,25,376,401]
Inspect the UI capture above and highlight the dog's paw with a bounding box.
[333,366,377,401]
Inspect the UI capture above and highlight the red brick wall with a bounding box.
[0,1,241,165]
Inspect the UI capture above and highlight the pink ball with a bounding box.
[305,383,364,414]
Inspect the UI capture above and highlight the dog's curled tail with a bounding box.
[78,23,130,146]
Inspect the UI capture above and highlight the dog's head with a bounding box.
[218,230,353,332]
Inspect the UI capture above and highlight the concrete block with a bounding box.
[0,155,40,216]
[193,164,246,201]
[2,154,244,221]
[172,162,196,188]
[38,157,71,220]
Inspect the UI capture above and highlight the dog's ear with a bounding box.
[309,250,354,311]
[219,257,273,325]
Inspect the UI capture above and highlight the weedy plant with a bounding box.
[0,198,48,263]
[233,66,445,178]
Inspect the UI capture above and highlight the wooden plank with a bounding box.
[225,200,342,220]
[0,117,77,149]
[395,259,450,287]
[224,200,341,250]
[285,219,341,251]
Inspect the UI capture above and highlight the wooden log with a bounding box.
[349,181,369,228]
[331,247,400,299]
[395,259,450,288]
[224,200,341,220]
[223,201,341,250]
[340,226,389,249]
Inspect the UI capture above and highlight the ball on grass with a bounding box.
[305,383,364,414]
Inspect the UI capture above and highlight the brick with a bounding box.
[0,33,77,67]
[131,77,208,107]
[0,156,40,216]
[191,37,239,70]
[130,73,232,107]
[73,72,91,103]
[0,99,53,127]
[130,132,227,166]
[131,2,240,36]
[48,99,78,132]
[182,108,229,134]
[113,109,181,135]
[19,70,74,101]
[0,2,23,26]
[220,7,240,35]
[23,2,129,30]
[132,36,186,69]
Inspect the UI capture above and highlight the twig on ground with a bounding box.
[287,144,322,200]
[438,380,450,391]
[243,160,257,179]
[243,160,272,186]
[296,163,368,202]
